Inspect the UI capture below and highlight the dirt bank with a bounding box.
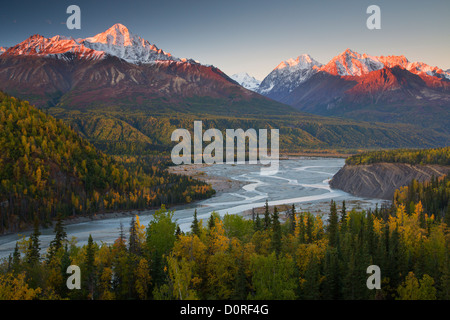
[330,163,450,200]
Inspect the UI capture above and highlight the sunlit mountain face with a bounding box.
[0,23,294,116]
[256,49,450,132]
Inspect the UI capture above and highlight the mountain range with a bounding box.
[0,23,448,152]
[246,49,450,133]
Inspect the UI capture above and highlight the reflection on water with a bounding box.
[0,157,387,259]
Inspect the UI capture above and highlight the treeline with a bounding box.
[1,194,449,300]
[0,92,214,233]
[345,147,450,166]
[394,174,450,222]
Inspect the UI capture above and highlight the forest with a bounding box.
[0,174,449,300]
[0,92,214,233]
[345,147,450,166]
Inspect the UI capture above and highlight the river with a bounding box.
[0,157,388,260]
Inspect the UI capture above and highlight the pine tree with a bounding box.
[290,204,296,234]
[208,213,216,231]
[340,201,347,232]
[302,254,321,299]
[12,242,21,273]
[47,212,67,261]
[263,200,271,230]
[129,215,139,254]
[305,214,314,244]
[85,234,97,300]
[27,216,41,265]
[254,213,262,232]
[298,213,306,244]
[327,200,339,247]
[271,206,282,256]
[323,247,342,300]
[191,209,200,236]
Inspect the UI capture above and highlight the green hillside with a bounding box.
[48,106,450,156]
[0,92,214,232]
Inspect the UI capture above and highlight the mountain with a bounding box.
[230,72,261,91]
[0,23,293,116]
[0,47,7,54]
[259,49,450,132]
[82,23,179,63]
[0,26,448,152]
[257,54,322,100]
[2,23,177,64]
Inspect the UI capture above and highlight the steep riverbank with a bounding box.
[330,163,450,200]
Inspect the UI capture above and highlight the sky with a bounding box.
[1,0,449,80]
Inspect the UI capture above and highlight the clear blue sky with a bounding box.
[1,0,449,79]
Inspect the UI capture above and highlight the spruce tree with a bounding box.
[327,200,339,247]
[340,201,347,232]
[85,234,96,299]
[263,200,271,230]
[208,213,216,231]
[271,206,282,256]
[191,209,200,236]
[27,216,41,265]
[290,204,296,234]
[298,213,306,244]
[12,242,21,273]
[129,215,139,254]
[48,212,67,261]
[254,213,262,232]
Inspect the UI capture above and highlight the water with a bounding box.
[0,157,387,259]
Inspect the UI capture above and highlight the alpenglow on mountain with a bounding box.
[2,23,182,64]
[257,54,323,100]
[0,23,294,115]
[255,48,450,133]
[257,49,450,99]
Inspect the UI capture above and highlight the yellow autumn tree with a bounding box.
[135,258,151,300]
[0,272,41,300]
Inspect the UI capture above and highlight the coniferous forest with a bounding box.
[0,176,449,300]
[0,92,449,301]
[0,91,214,233]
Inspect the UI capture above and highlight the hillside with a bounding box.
[0,91,214,233]
[329,162,449,200]
[330,147,450,199]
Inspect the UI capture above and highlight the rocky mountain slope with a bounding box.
[258,49,450,133]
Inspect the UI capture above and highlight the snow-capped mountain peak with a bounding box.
[257,54,322,96]
[82,23,178,63]
[0,46,8,55]
[3,23,181,64]
[318,49,450,79]
[318,49,384,76]
[275,54,322,71]
[84,23,133,46]
[230,72,261,91]
[3,34,106,60]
